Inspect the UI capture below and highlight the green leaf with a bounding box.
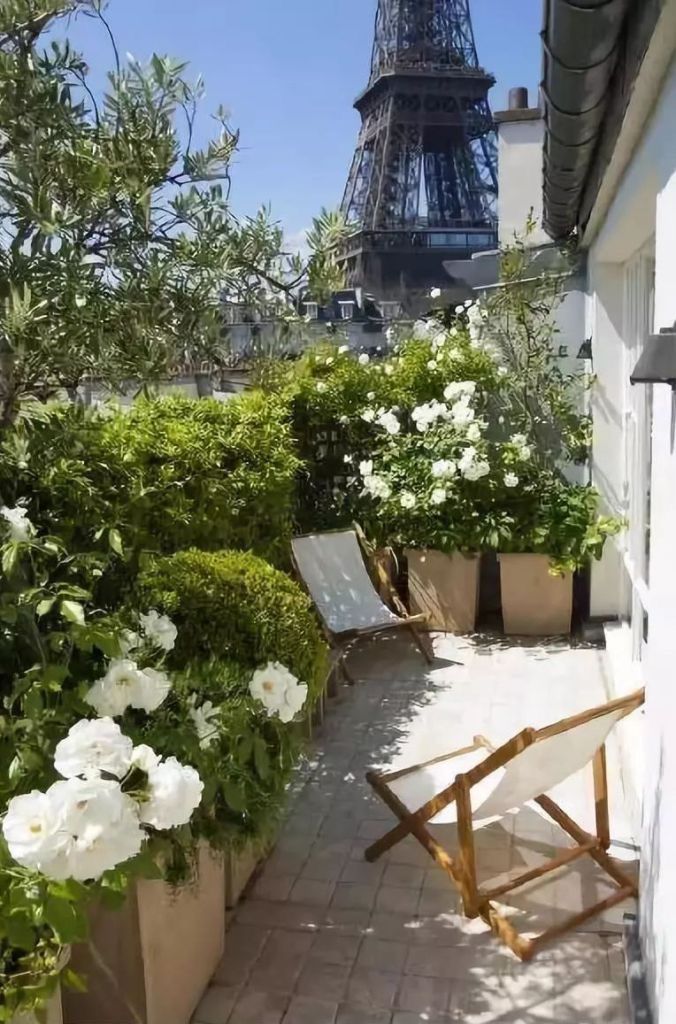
[36,597,56,617]
[108,528,124,556]
[61,600,85,626]
[2,544,19,577]
[253,736,270,781]
[6,912,35,950]
[221,780,247,813]
[62,968,88,994]
[42,896,82,943]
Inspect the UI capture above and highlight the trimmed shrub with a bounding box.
[136,548,327,702]
[0,393,300,569]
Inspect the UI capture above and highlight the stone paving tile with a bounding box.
[282,995,338,1024]
[209,637,634,1024]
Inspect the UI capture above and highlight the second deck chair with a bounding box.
[291,529,433,688]
[365,688,645,961]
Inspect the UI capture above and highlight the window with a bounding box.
[304,302,319,320]
[381,301,402,320]
[339,301,355,321]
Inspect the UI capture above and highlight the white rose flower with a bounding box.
[2,791,69,870]
[0,505,34,542]
[464,298,474,308]
[505,473,519,488]
[249,662,308,723]
[325,357,334,366]
[358,353,370,365]
[85,658,150,718]
[466,423,482,442]
[54,718,134,781]
[431,488,447,506]
[361,409,376,424]
[188,696,220,749]
[364,475,391,500]
[518,445,532,461]
[131,744,161,773]
[139,610,178,652]
[359,460,374,478]
[444,381,476,401]
[338,345,349,354]
[463,460,490,482]
[339,415,349,425]
[139,758,204,831]
[377,410,400,435]
[134,667,172,713]
[454,304,465,314]
[431,459,456,479]
[384,364,394,376]
[451,399,475,427]
[400,492,416,510]
[412,320,432,340]
[43,777,144,881]
[119,630,141,656]
[316,381,327,393]
[497,366,508,377]
[367,391,375,400]
[427,360,437,371]
[430,287,441,299]
[343,454,352,464]
[510,433,527,448]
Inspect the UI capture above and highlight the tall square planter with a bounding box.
[64,844,224,1024]
[225,839,263,908]
[406,549,480,634]
[499,553,573,636]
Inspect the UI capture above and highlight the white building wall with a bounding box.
[587,54,676,1022]
[497,118,548,247]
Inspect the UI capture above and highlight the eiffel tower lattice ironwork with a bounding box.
[340,0,498,302]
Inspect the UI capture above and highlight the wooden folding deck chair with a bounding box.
[365,688,645,961]
[291,528,433,690]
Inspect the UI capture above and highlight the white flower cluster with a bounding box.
[411,400,450,433]
[85,611,177,719]
[249,662,308,724]
[359,460,392,501]
[2,719,203,881]
[510,434,532,461]
[361,407,400,435]
[458,446,490,482]
[188,695,220,750]
[0,505,34,542]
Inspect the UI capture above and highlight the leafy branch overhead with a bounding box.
[0,0,346,420]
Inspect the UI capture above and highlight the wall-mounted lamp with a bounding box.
[630,324,676,389]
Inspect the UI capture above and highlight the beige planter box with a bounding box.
[406,549,480,633]
[225,840,263,908]
[499,553,573,636]
[64,844,224,1024]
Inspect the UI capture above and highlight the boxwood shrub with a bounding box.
[136,548,327,703]
[0,393,300,569]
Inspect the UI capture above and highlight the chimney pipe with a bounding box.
[508,87,529,110]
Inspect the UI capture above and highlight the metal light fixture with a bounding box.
[630,324,676,389]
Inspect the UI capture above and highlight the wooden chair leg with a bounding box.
[593,744,611,850]
[409,623,435,665]
[455,775,479,918]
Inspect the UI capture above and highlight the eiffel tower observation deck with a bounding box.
[340,0,498,305]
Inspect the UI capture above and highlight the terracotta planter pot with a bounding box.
[64,844,224,1024]
[499,553,573,636]
[406,549,480,633]
[225,840,264,908]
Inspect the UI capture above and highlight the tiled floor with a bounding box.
[195,634,638,1024]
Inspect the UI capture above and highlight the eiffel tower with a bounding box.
[341,0,498,304]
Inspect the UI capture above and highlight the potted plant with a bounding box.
[497,474,622,636]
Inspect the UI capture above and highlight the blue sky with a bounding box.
[65,1,542,245]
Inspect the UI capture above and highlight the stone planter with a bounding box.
[64,844,224,1024]
[225,840,264,908]
[406,549,480,633]
[499,553,573,636]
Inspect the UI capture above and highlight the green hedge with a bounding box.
[136,548,327,703]
[0,394,300,568]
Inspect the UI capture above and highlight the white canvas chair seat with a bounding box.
[366,690,645,961]
[291,530,433,691]
[292,530,402,635]
[389,705,628,826]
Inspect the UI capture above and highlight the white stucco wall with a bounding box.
[587,53,676,1022]
[497,118,548,247]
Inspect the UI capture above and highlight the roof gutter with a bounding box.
[542,0,632,240]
